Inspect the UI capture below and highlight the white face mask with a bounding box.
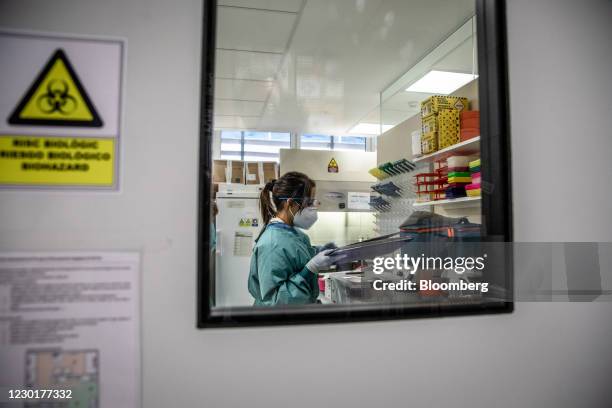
[291,206,318,230]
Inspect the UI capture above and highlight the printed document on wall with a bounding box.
[0,252,140,407]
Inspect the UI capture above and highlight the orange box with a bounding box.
[460,111,480,130]
[460,128,480,142]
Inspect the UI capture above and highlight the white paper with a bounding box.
[347,192,371,210]
[0,252,140,407]
[228,200,245,208]
[233,232,253,257]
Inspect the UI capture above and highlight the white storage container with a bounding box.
[411,130,422,157]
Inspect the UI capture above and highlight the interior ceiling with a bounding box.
[379,36,477,126]
[214,0,475,134]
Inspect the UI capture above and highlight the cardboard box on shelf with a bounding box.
[460,128,480,142]
[212,160,227,183]
[421,96,468,117]
[421,109,460,134]
[262,162,278,183]
[213,160,245,184]
[245,162,259,184]
[435,109,461,149]
[420,131,438,154]
[460,110,480,129]
[245,162,279,185]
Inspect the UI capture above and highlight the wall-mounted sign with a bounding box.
[8,49,104,127]
[0,30,124,190]
[327,157,339,173]
[238,218,259,227]
[347,191,371,210]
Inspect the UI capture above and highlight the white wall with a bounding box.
[1,0,611,407]
[508,0,612,242]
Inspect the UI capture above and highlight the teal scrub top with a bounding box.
[248,222,319,306]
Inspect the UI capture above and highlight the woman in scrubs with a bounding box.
[248,171,341,305]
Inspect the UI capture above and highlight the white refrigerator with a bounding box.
[214,185,263,307]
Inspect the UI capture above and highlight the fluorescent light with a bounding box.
[406,70,478,95]
[349,123,394,135]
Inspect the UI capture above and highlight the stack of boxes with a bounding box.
[445,156,472,199]
[460,110,480,141]
[212,160,278,185]
[466,158,481,197]
[420,96,468,154]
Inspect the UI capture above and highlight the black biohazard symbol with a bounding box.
[37,79,78,115]
[8,49,103,127]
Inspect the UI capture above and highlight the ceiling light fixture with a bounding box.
[406,70,478,95]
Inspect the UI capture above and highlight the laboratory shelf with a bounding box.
[413,136,480,164]
[413,196,482,209]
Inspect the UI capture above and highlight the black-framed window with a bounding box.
[198,0,512,328]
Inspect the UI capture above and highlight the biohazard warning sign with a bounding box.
[8,49,103,127]
[0,30,123,190]
[0,135,115,186]
[327,157,339,173]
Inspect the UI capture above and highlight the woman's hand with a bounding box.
[306,249,346,274]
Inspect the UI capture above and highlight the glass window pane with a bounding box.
[220,130,242,159]
[243,131,290,163]
[336,136,365,144]
[219,153,241,160]
[206,0,513,323]
[301,134,332,150]
[243,131,266,141]
[219,130,290,162]
[333,135,366,151]
[220,141,241,150]
[270,132,290,141]
[221,130,241,140]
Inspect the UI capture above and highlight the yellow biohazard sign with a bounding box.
[328,158,339,173]
[0,135,115,186]
[8,49,103,127]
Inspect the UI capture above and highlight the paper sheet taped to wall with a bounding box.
[0,252,140,407]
